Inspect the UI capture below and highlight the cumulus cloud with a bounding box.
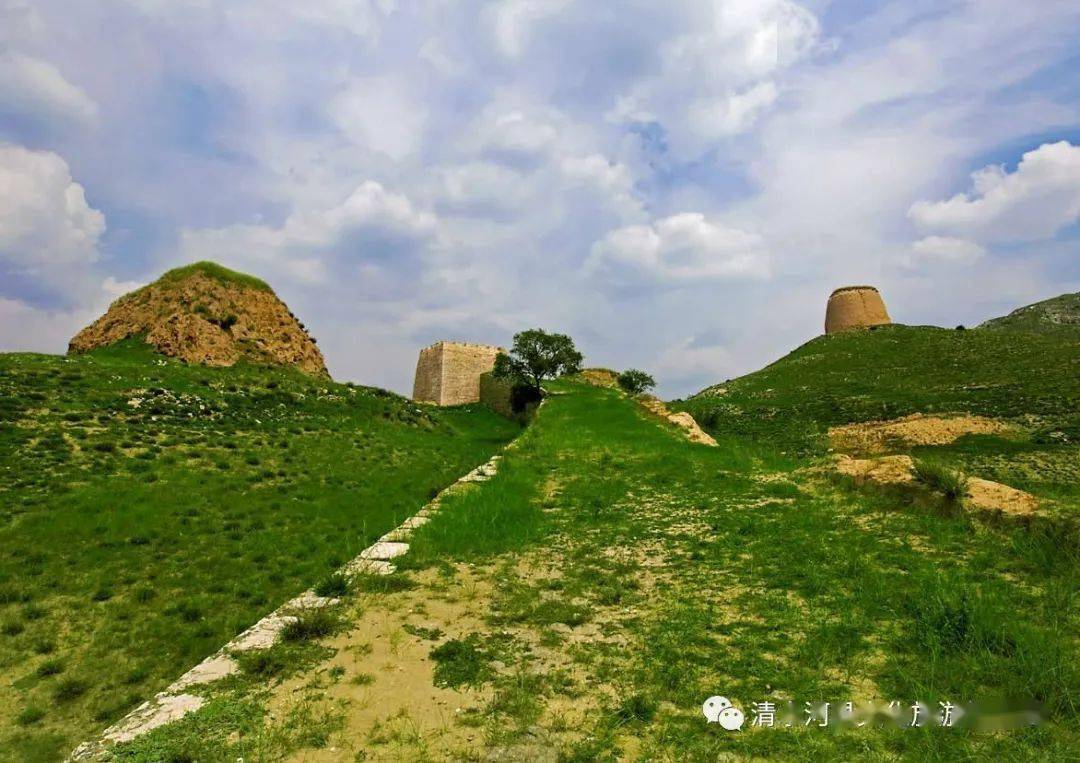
[609,0,823,155]
[0,52,98,126]
[588,213,769,285]
[178,181,436,287]
[330,77,428,160]
[0,144,105,270]
[904,236,986,269]
[909,141,1080,242]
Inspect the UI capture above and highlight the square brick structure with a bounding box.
[412,341,505,406]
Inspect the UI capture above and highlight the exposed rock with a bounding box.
[829,414,1013,454]
[68,262,327,376]
[639,396,718,446]
[832,454,1038,517]
[577,368,620,388]
[825,285,891,334]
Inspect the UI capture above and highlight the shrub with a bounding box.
[52,677,89,703]
[36,659,64,677]
[913,459,970,503]
[282,608,338,642]
[617,369,656,395]
[314,573,350,598]
[615,693,658,724]
[16,706,45,726]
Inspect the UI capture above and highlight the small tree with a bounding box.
[617,369,656,395]
[493,329,583,394]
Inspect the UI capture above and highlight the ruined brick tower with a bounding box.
[412,341,505,406]
[825,286,892,334]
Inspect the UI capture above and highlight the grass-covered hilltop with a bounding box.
[1,278,1077,761]
[69,261,328,376]
[0,266,520,761]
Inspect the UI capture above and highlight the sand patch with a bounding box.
[277,565,496,762]
[829,413,1013,454]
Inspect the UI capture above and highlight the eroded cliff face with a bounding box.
[69,270,328,376]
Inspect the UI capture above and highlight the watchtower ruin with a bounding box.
[412,341,505,406]
[825,286,892,334]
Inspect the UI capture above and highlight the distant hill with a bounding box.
[675,317,1079,455]
[979,291,1080,332]
[68,261,328,376]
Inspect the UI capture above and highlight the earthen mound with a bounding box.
[577,368,620,388]
[829,414,1013,455]
[825,286,891,334]
[639,396,717,446]
[68,261,328,376]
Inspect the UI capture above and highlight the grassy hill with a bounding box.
[979,291,1079,332]
[674,301,1080,516]
[0,340,518,761]
[108,380,1079,761]
[675,324,1078,452]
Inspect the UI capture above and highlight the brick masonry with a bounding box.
[412,341,505,406]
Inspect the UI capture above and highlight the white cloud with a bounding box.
[178,181,436,286]
[909,141,1080,242]
[687,81,778,139]
[610,0,823,155]
[905,236,986,269]
[588,213,769,284]
[330,77,428,160]
[0,51,98,125]
[102,276,145,299]
[0,144,105,269]
[487,0,573,59]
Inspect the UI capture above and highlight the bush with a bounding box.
[52,677,89,703]
[913,459,970,503]
[617,369,656,396]
[314,573,350,598]
[16,706,45,726]
[281,608,338,642]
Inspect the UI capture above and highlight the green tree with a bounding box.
[617,369,656,395]
[493,329,583,394]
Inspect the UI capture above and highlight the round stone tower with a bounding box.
[825,286,892,334]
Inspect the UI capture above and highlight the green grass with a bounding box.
[102,379,1078,760]
[674,324,1079,456]
[125,260,275,297]
[0,340,518,758]
[393,381,1078,758]
[913,458,970,503]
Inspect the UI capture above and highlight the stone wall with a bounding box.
[412,341,504,406]
[825,286,892,334]
[478,371,514,418]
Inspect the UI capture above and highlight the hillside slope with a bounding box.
[678,324,1078,453]
[69,262,328,376]
[979,291,1080,332]
[0,341,518,761]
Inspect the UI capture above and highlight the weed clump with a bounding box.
[914,458,970,503]
[281,608,339,642]
[313,573,350,598]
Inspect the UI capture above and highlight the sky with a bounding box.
[1,0,1078,398]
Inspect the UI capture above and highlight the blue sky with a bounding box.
[1,0,1078,397]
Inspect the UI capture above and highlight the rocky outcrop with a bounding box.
[413,341,504,406]
[68,262,327,376]
[639,396,717,446]
[825,286,891,334]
